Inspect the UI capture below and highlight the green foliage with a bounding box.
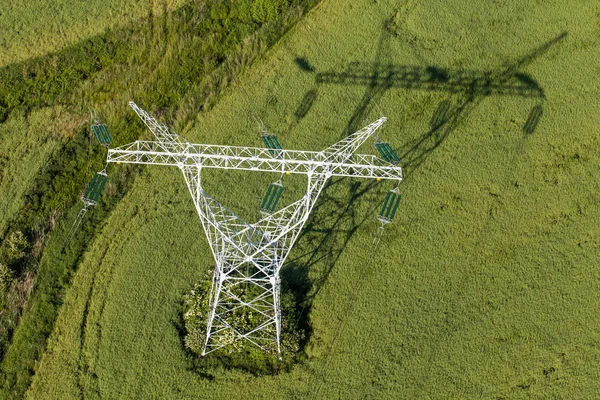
[0,31,126,114]
[182,266,306,376]
[182,277,211,355]
[252,0,289,24]
[1,232,28,266]
[0,109,61,236]
[0,263,13,295]
[0,0,320,397]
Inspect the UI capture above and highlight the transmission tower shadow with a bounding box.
[276,30,568,355]
[316,62,546,99]
[281,177,383,344]
[307,29,566,179]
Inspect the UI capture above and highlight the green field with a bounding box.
[23,0,600,398]
[0,108,67,235]
[0,0,188,66]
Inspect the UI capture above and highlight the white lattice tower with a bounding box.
[107,102,402,355]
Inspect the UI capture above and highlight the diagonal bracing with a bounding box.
[107,102,402,355]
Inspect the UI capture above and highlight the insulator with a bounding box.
[82,173,108,203]
[261,134,283,156]
[378,190,402,222]
[92,124,112,146]
[260,182,284,213]
[375,141,400,164]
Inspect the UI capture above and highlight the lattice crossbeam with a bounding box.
[107,102,402,356]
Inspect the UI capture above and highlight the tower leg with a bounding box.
[201,256,282,355]
[201,264,222,356]
[272,273,282,356]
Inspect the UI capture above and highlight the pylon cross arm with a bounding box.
[128,101,189,150]
[107,143,402,180]
[107,102,402,356]
[322,117,386,160]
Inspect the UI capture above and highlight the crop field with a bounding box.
[22,0,600,398]
[0,0,187,67]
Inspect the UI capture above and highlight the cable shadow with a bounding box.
[401,94,483,179]
[430,99,451,130]
[341,24,395,136]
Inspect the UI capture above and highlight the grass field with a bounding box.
[0,1,320,397]
[0,0,187,67]
[0,109,65,235]
[26,0,600,398]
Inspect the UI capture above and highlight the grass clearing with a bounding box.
[27,0,600,398]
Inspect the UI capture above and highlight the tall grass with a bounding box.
[0,0,321,397]
[0,109,62,236]
[0,0,188,67]
[24,0,600,398]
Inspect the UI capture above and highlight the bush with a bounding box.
[182,265,307,376]
[182,275,212,354]
[252,0,290,24]
[3,232,28,266]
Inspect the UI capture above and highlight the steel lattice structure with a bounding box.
[106,101,402,355]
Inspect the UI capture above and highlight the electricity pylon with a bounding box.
[107,101,402,355]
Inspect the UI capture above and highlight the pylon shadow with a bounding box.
[311,30,566,178]
[316,63,545,99]
[281,177,383,347]
[294,56,315,73]
[430,99,452,129]
[399,93,483,179]
[279,31,568,349]
[316,60,547,148]
[523,104,543,134]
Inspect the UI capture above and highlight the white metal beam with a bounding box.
[108,103,402,356]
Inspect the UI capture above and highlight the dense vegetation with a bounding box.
[0,0,188,67]
[0,0,319,398]
[2,0,599,398]
[182,267,307,376]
